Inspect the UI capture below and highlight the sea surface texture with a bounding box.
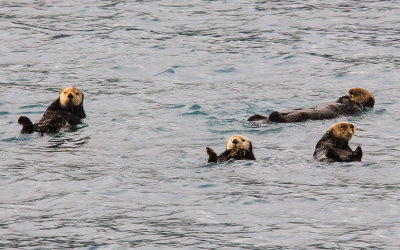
[1,1,399,248]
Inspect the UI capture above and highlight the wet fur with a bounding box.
[313,123,362,162]
[206,136,256,163]
[248,88,374,123]
[18,89,86,134]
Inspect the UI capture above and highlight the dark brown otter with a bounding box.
[314,122,362,162]
[248,87,375,123]
[206,135,256,163]
[18,87,86,134]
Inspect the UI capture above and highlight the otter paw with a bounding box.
[248,114,267,121]
[269,111,286,123]
[18,116,34,133]
[352,145,363,161]
[206,147,216,156]
[18,116,32,125]
[227,148,243,160]
[50,116,65,126]
[206,147,218,163]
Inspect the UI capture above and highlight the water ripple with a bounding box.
[1,0,400,249]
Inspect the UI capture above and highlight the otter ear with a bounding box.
[368,97,374,107]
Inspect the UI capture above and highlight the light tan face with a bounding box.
[226,135,252,151]
[59,87,83,109]
[348,87,375,107]
[330,122,355,141]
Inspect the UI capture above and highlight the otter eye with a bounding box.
[242,139,245,142]
[76,92,80,95]
[349,90,353,95]
[64,91,67,94]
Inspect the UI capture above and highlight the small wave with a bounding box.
[19,104,46,109]
[181,110,208,116]
[215,67,236,73]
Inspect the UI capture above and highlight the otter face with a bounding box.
[348,87,375,108]
[59,86,83,109]
[226,135,252,151]
[330,122,355,141]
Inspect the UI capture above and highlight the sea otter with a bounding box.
[313,122,362,162]
[248,87,375,123]
[206,135,256,163]
[18,86,86,134]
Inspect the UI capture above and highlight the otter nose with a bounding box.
[232,139,238,144]
[68,93,73,99]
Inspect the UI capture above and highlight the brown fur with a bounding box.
[348,87,375,108]
[330,122,355,141]
[314,122,362,162]
[18,86,86,134]
[248,87,375,123]
[206,135,256,163]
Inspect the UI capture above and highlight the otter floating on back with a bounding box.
[314,122,362,162]
[18,86,86,134]
[248,87,375,123]
[206,135,256,163]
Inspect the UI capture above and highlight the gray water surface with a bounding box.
[1,1,400,248]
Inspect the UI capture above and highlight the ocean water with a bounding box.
[1,0,400,248]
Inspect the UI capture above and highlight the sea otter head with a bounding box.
[348,87,375,108]
[226,135,253,152]
[59,86,84,109]
[328,122,355,141]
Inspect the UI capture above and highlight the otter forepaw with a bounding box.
[49,116,65,126]
[47,116,66,133]
[227,148,244,160]
[352,145,363,161]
